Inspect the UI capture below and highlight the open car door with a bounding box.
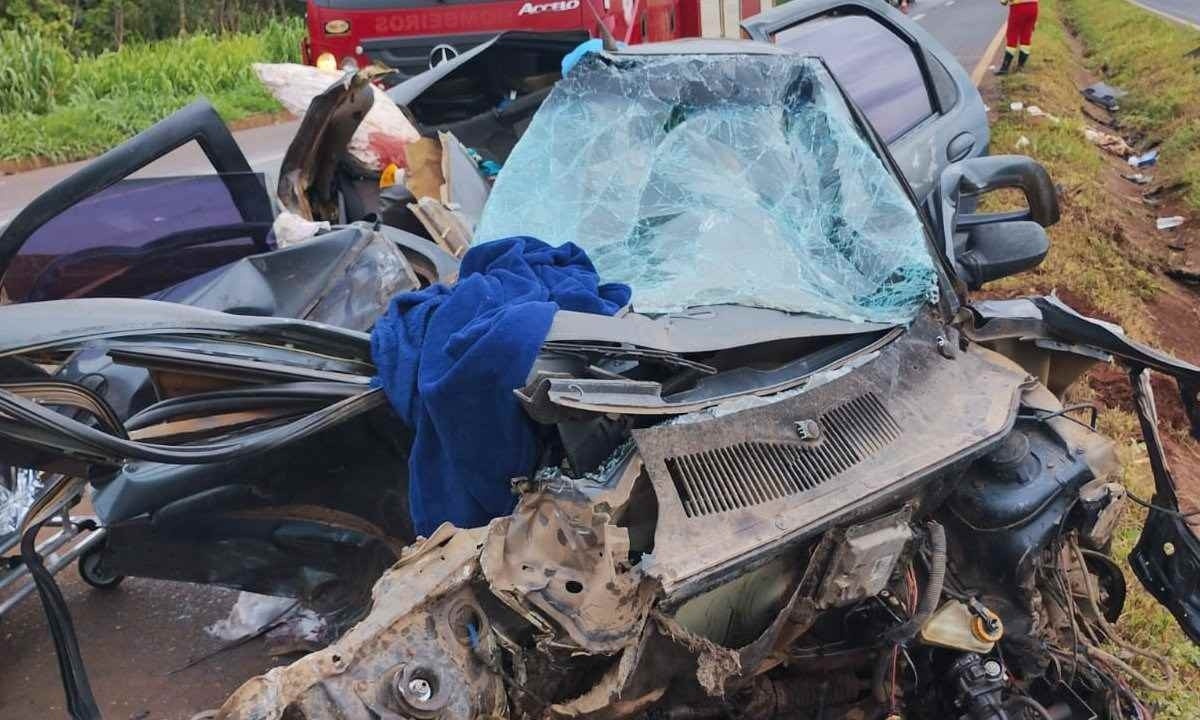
[743,0,988,200]
[0,101,275,305]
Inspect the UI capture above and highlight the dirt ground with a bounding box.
[0,571,280,719]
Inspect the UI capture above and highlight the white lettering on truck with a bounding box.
[517,0,581,16]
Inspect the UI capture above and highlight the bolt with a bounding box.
[982,659,1003,679]
[407,677,433,703]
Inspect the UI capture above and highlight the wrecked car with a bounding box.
[3,24,1200,720]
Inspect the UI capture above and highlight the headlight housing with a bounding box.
[315,52,338,73]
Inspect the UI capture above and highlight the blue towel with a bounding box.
[371,237,631,536]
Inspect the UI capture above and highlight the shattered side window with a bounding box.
[474,54,935,324]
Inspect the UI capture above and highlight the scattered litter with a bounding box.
[1015,135,1031,150]
[1010,101,1025,112]
[1025,105,1061,123]
[272,211,331,248]
[1157,216,1186,231]
[1082,82,1127,111]
[253,63,419,171]
[205,591,326,654]
[1083,127,1134,157]
[1121,173,1153,185]
[206,592,298,641]
[1128,149,1159,168]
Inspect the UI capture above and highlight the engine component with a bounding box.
[947,653,1009,720]
[920,600,999,653]
[816,507,913,609]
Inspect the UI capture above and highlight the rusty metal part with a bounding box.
[736,530,839,680]
[215,526,506,720]
[481,483,657,654]
[547,611,740,720]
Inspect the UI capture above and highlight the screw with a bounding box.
[407,677,433,703]
[983,659,1003,679]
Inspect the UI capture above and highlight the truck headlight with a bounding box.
[316,52,338,73]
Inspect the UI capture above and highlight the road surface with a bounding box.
[1131,0,1200,28]
[0,5,1009,719]
[0,119,301,228]
[912,0,1008,77]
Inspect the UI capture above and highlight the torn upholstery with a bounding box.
[371,237,630,535]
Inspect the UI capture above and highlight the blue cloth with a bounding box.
[560,38,626,76]
[371,237,631,536]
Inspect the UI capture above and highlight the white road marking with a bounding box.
[913,13,927,21]
[946,0,956,5]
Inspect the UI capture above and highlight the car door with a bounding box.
[0,100,275,305]
[743,0,987,201]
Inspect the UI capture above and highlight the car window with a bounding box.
[773,14,934,143]
[1,173,272,303]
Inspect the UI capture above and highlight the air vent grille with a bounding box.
[664,393,901,517]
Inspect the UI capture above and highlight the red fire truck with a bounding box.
[302,0,770,77]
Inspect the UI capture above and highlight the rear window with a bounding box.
[774,14,934,143]
[1,174,271,303]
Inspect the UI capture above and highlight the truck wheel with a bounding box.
[77,543,125,590]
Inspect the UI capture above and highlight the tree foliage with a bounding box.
[0,0,303,55]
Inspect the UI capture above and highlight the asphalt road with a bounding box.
[0,5,1008,719]
[0,120,301,229]
[911,0,1008,76]
[1131,0,1200,28]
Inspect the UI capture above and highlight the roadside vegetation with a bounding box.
[1061,0,1200,212]
[986,1,1200,717]
[0,2,304,165]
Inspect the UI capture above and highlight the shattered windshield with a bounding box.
[474,54,936,324]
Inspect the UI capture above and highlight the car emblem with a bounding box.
[428,44,459,69]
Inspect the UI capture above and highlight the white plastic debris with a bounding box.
[206,592,297,641]
[0,467,42,534]
[272,211,331,248]
[1025,106,1061,123]
[1128,149,1160,168]
[1083,128,1134,157]
[1010,101,1025,112]
[1157,216,1186,231]
[1015,135,1031,150]
[253,63,420,171]
[206,592,326,648]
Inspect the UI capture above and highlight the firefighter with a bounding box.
[996,0,1039,75]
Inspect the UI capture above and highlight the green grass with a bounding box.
[1060,0,1200,210]
[0,17,304,164]
[987,2,1200,716]
[984,0,1158,337]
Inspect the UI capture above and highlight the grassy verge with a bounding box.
[985,0,1158,337]
[987,1,1200,716]
[0,18,303,164]
[1061,0,1200,210]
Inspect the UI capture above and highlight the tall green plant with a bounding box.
[0,30,75,114]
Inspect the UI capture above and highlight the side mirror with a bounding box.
[934,155,1059,290]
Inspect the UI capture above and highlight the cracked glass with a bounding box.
[474,53,936,324]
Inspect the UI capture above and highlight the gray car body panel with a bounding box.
[743,0,990,200]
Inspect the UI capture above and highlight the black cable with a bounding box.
[1017,403,1100,431]
[1125,489,1200,526]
